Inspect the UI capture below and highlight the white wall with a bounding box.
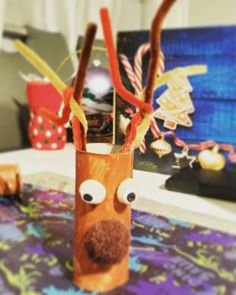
[188,0,236,27]
[1,0,236,51]
[0,0,6,47]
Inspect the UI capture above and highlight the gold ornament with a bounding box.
[150,137,172,158]
[198,146,226,171]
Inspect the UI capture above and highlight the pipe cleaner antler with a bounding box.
[100,0,176,152]
[100,9,153,115]
[145,0,176,104]
[38,23,97,151]
[72,23,97,151]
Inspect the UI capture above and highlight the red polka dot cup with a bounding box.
[27,81,67,150]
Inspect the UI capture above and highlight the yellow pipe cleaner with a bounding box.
[14,40,88,133]
[139,65,207,102]
[132,113,151,149]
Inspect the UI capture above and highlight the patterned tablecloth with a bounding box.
[0,184,236,295]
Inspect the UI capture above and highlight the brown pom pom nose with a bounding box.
[84,219,130,265]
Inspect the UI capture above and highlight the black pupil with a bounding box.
[127,192,136,202]
[83,194,93,202]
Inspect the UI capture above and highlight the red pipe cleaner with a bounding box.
[72,116,83,150]
[100,8,153,114]
[121,112,143,152]
[39,86,73,126]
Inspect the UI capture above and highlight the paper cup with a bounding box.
[26,81,67,150]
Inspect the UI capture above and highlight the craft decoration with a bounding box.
[172,147,196,170]
[27,81,67,150]
[0,164,22,196]
[198,146,226,171]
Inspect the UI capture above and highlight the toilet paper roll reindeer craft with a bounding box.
[15,0,176,291]
[74,144,134,291]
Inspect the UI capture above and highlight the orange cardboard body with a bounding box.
[0,164,22,196]
[74,144,133,292]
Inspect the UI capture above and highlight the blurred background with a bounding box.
[0,0,236,152]
[1,0,236,52]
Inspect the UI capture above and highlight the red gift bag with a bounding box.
[27,81,67,150]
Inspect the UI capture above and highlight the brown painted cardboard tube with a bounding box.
[74,143,134,292]
[0,164,22,196]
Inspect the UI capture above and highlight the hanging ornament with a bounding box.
[172,147,196,170]
[86,63,112,99]
[198,146,226,171]
[150,137,172,158]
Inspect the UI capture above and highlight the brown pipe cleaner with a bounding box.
[73,23,97,150]
[144,0,176,104]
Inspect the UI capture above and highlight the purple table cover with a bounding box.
[0,184,236,295]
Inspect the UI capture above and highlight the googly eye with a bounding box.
[79,179,106,204]
[117,178,138,205]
